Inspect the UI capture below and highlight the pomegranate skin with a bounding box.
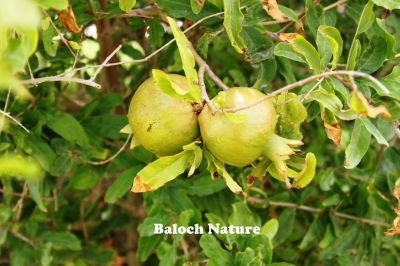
[128,75,199,156]
[199,87,276,167]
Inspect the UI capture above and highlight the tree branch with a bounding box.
[191,45,229,91]
[269,201,390,227]
[198,65,217,114]
[87,134,131,165]
[224,70,389,113]
[20,76,101,89]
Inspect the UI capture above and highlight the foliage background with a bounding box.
[0,0,400,265]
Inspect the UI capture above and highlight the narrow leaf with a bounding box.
[223,0,247,54]
[345,119,371,169]
[167,17,201,102]
[359,117,389,146]
[317,25,343,69]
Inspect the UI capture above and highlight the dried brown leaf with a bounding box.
[131,176,152,193]
[58,5,82,33]
[351,92,391,119]
[385,183,400,236]
[324,122,341,147]
[261,0,287,22]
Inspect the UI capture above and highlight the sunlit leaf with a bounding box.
[223,0,247,54]
[167,17,201,102]
[119,0,136,12]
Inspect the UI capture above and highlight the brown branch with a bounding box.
[269,201,390,227]
[191,45,229,91]
[198,65,217,114]
[87,134,131,165]
[20,76,101,89]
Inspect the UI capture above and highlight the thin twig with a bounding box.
[10,228,37,248]
[0,188,53,200]
[21,76,101,89]
[90,44,122,81]
[269,201,390,227]
[67,11,225,74]
[198,65,217,114]
[87,134,131,165]
[0,86,12,135]
[323,0,348,11]
[190,45,229,91]
[21,11,225,89]
[224,70,389,113]
[12,182,28,221]
[0,110,30,133]
[42,9,76,57]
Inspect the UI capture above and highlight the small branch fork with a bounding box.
[198,65,217,114]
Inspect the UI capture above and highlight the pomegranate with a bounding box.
[198,87,277,167]
[127,74,199,156]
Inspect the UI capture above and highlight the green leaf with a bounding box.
[371,0,400,10]
[28,181,47,212]
[279,5,302,26]
[357,37,387,73]
[274,42,306,63]
[281,34,321,73]
[261,218,279,241]
[299,216,325,249]
[190,0,205,14]
[167,17,201,102]
[28,135,56,172]
[105,165,143,203]
[356,1,376,35]
[347,1,375,70]
[317,25,343,69]
[375,66,400,101]
[132,142,202,192]
[119,0,136,12]
[229,202,260,226]
[241,26,274,63]
[156,243,177,266]
[292,152,317,188]
[152,69,188,97]
[46,112,90,147]
[235,248,258,266]
[346,39,361,71]
[204,149,244,195]
[137,235,163,262]
[138,211,171,236]
[35,0,68,10]
[39,231,82,250]
[305,0,321,36]
[275,92,307,140]
[359,117,389,146]
[274,208,296,245]
[345,119,371,169]
[223,0,247,54]
[199,234,234,265]
[309,89,358,120]
[68,165,101,190]
[319,225,359,259]
[375,19,396,59]
[42,24,59,57]
[0,154,44,182]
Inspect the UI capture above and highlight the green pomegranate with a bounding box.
[199,87,277,167]
[128,74,199,156]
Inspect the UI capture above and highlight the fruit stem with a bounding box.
[198,65,217,115]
